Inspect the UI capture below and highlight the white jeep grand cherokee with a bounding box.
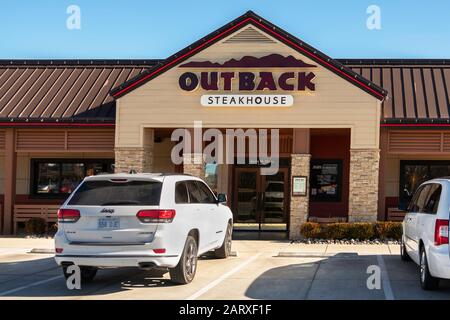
[54,173,233,284]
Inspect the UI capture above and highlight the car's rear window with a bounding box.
[68,180,162,206]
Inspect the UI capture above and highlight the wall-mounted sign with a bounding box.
[201,94,293,107]
[178,54,316,106]
[292,176,308,196]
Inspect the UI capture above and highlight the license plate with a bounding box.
[98,218,120,229]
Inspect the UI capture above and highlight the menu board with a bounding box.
[310,160,342,202]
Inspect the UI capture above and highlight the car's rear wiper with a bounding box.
[100,200,141,206]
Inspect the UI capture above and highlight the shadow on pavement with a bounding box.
[0,254,215,297]
[245,253,450,300]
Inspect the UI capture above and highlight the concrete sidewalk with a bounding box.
[0,237,400,256]
[0,237,54,255]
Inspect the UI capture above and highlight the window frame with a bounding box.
[195,180,217,204]
[30,158,114,199]
[399,160,450,207]
[309,159,343,203]
[422,183,442,215]
[175,181,190,204]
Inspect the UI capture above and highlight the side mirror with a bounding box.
[217,193,227,204]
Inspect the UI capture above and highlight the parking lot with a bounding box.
[0,238,450,300]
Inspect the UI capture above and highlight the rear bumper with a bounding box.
[54,230,181,268]
[427,244,450,279]
[54,254,179,268]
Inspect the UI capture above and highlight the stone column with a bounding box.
[289,153,311,240]
[348,148,380,222]
[114,146,153,173]
[114,129,154,173]
[183,153,204,179]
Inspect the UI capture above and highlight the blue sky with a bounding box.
[0,0,449,59]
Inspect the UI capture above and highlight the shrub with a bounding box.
[299,221,401,240]
[25,218,47,235]
[49,223,58,233]
[374,222,402,240]
[323,223,347,240]
[346,223,375,240]
[299,222,321,239]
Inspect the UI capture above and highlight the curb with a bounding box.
[29,248,55,254]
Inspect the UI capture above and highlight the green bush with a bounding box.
[25,218,47,235]
[346,223,375,240]
[300,221,402,240]
[299,222,321,239]
[49,223,58,233]
[323,223,347,240]
[374,222,402,240]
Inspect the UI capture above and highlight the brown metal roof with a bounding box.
[0,58,449,125]
[0,60,159,124]
[340,60,450,124]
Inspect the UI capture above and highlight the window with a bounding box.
[399,160,450,208]
[423,184,441,214]
[185,180,217,204]
[186,181,203,203]
[410,184,431,213]
[68,180,162,206]
[195,181,217,204]
[31,159,113,198]
[310,160,342,202]
[175,181,189,204]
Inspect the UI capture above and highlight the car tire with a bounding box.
[214,222,232,259]
[419,247,439,290]
[62,265,98,283]
[400,238,411,261]
[170,235,198,285]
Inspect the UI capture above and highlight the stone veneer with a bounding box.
[289,154,311,240]
[348,148,380,222]
[114,146,153,173]
[183,153,204,179]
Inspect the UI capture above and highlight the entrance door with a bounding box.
[233,167,289,231]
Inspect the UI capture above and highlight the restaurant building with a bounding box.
[0,11,449,238]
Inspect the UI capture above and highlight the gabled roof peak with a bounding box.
[110,11,387,100]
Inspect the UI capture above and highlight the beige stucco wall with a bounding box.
[115,27,380,150]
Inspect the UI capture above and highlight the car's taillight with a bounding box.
[136,210,176,223]
[434,219,449,246]
[57,209,80,223]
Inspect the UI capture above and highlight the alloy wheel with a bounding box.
[420,250,426,283]
[185,242,197,280]
[225,224,232,255]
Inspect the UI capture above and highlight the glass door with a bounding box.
[260,169,288,231]
[233,168,260,230]
[233,167,288,231]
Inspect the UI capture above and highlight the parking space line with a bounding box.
[376,255,394,300]
[186,253,261,300]
[0,275,63,296]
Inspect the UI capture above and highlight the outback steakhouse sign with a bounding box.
[178,54,316,107]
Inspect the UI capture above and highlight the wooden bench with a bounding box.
[387,208,406,221]
[308,217,347,223]
[13,204,60,234]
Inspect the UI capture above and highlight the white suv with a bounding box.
[54,173,233,284]
[401,178,450,290]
